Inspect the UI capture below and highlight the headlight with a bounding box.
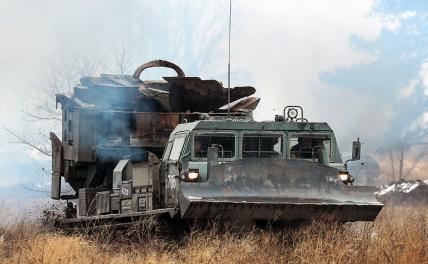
[184,169,199,182]
[338,171,353,184]
[338,172,349,181]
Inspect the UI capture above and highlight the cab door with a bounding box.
[161,132,188,206]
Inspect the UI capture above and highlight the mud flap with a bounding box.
[178,159,383,222]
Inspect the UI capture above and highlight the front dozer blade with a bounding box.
[179,159,383,223]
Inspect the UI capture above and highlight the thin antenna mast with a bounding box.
[227,0,232,117]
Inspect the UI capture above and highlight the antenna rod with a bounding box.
[227,0,232,117]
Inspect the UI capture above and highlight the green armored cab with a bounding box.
[160,112,382,223]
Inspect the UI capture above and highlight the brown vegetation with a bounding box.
[0,206,427,264]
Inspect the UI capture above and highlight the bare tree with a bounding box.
[2,43,108,194]
[114,40,132,75]
[32,44,105,120]
[3,40,137,194]
[386,132,428,182]
[7,43,106,148]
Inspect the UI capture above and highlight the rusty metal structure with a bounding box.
[51,60,257,198]
[51,60,382,229]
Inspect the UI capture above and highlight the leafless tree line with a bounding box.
[5,42,133,155]
[385,129,428,182]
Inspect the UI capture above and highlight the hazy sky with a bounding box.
[0,0,427,188]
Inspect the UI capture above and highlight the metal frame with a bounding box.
[283,106,308,122]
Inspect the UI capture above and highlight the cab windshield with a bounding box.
[242,134,283,158]
[289,134,331,161]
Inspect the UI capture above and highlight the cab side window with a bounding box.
[168,134,187,162]
[162,141,173,162]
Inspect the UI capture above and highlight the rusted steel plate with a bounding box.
[132,113,180,147]
[164,76,256,112]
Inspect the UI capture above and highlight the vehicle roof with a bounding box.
[172,120,333,134]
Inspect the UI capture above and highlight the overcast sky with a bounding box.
[0,0,427,188]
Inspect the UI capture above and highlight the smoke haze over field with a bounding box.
[0,0,427,189]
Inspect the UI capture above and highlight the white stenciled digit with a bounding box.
[167,175,176,189]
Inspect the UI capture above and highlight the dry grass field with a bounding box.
[0,205,427,264]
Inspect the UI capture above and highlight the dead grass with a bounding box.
[0,205,427,264]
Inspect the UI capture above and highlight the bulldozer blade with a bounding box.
[179,159,383,222]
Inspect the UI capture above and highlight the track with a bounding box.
[55,208,178,234]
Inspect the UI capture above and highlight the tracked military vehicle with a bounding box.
[51,60,382,229]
